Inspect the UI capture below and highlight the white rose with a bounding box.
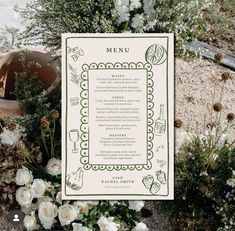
[74,201,89,215]
[23,215,39,231]
[16,167,33,186]
[31,179,46,198]
[128,201,144,212]
[38,201,58,230]
[46,158,61,176]
[16,187,33,206]
[58,204,78,226]
[132,222,149,231]
[21,204,38,215]
[97,216,120,231]
[72,223,89,231]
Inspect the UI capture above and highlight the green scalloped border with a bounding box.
[80,62,154,171]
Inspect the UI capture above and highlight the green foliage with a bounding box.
[167,137,235,230]
[16,0,117,52]
[0,26,21,52]
[16,0,210,55]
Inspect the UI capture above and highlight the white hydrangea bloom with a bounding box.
[116,5,130,24]
[143,0,155,15]
[130,0,142,11]
[131,13,145,29]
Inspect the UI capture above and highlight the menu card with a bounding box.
[62,34,174,199]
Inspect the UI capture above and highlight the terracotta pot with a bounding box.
[0,49,58,100]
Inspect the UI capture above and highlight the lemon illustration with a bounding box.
[145,44,167,65]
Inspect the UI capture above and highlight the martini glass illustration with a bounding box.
[69,129,79,153]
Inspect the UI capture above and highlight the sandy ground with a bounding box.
[144,58,235,231]
[0,58,234,230]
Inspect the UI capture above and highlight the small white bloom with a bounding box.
[97,216,120,231]
[143,0,155,15]
[23,215,39,231]
[131,13,145,29]
[56,191,62,204]
[15,167,33,186]
[130,0,141,11]
[38,201,58,230]
[31,179,46,198]
[217,133,227,148]
[72,223,89,231]
[58,204,78,226]
[128,201,144,212]
[116,5,130,24]
[16,187,33,206]
[46,158,61,176]
[132,222,149,231]
[0,125,24,146]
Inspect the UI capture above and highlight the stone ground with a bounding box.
[0,58,234,230]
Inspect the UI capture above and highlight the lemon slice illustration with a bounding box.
[145,44,167,65]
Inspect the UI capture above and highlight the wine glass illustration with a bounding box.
[69,129,79,153]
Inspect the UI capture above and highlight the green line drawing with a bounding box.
[156,170,167,185]
[80,62,154,171]
[66,167,84,191]
[67,46,84,62]
[145,44,167,65]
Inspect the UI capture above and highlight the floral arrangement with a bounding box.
[15,162,147,231]
[18,0,212,54]
[0,107,149,230]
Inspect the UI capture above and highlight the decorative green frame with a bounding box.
[79,62,154,171]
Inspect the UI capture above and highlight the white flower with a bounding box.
[72,223,89,231]
[15,167,33,186]
[23,215,39,231]
[56,191,62,204]
[116,5,130,24]
[74,201,89,215]
[128,201,144,212]
[131,13,145,29]
[16,187,33,206]
[217,133,227,148]
[46,158,61,176]
[132,222,149,231]
[130,0,141,11]
[38,201,58,230]
[143,0,155,15]
[0,125,24,146]
[31,179,46,198]
[97,216,120,231]
[58,204,78,226]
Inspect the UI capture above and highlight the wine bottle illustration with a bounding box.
[154,104,166,136]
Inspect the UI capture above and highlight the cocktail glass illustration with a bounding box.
[69,129,79,153]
